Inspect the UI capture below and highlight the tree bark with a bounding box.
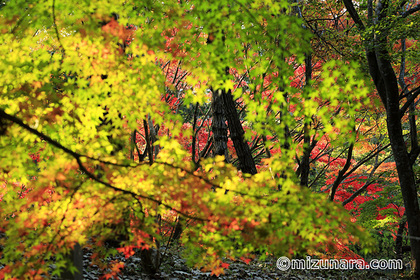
[140,120,161,275]
[395,217,407,262]
[222,89,257,175]
[61,243,83,280]
[341,0,420,275]
[383,70,420,277]
[373,22,420,279]
[211,88,230,162]
[299,53,313,187]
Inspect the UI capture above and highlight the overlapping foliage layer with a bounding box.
[0,0,377,278]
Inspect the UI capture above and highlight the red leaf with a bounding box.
[221,262,229,269]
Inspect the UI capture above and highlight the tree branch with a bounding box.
[0,109,206,221]
[410,146,420,165]
[342,0,365,30]
[400,86,420,117]
[342,155,390,206]
[0,109,267,215]
[401,4,420,17]
[342,143,391,180]
[328,143,354,201]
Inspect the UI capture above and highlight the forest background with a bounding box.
[0,0,419,279]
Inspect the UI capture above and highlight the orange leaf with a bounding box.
[56,173,66,181]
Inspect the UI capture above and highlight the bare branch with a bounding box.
[401,4,420,17]
[342,155,390,206]
[342,143,391,180]
[329,143,354,201]
[400,86,420,117]
[342,0,365,30]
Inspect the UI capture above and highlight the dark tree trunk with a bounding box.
[341,0,420,275]
[396,217,407,262]
[140,120,161,276]
[299,124,311,187]
[172,216,184,242]
[140,248,160,275]
[374,30,420,279]
[222,89,257,175]
[299,53,313,187]
[211,88,230,162]
[61,243,83,280]
[385,83,420,277]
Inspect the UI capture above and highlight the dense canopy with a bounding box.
[0,0,419,278]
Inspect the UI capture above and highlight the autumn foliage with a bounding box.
[2,0,420,278]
